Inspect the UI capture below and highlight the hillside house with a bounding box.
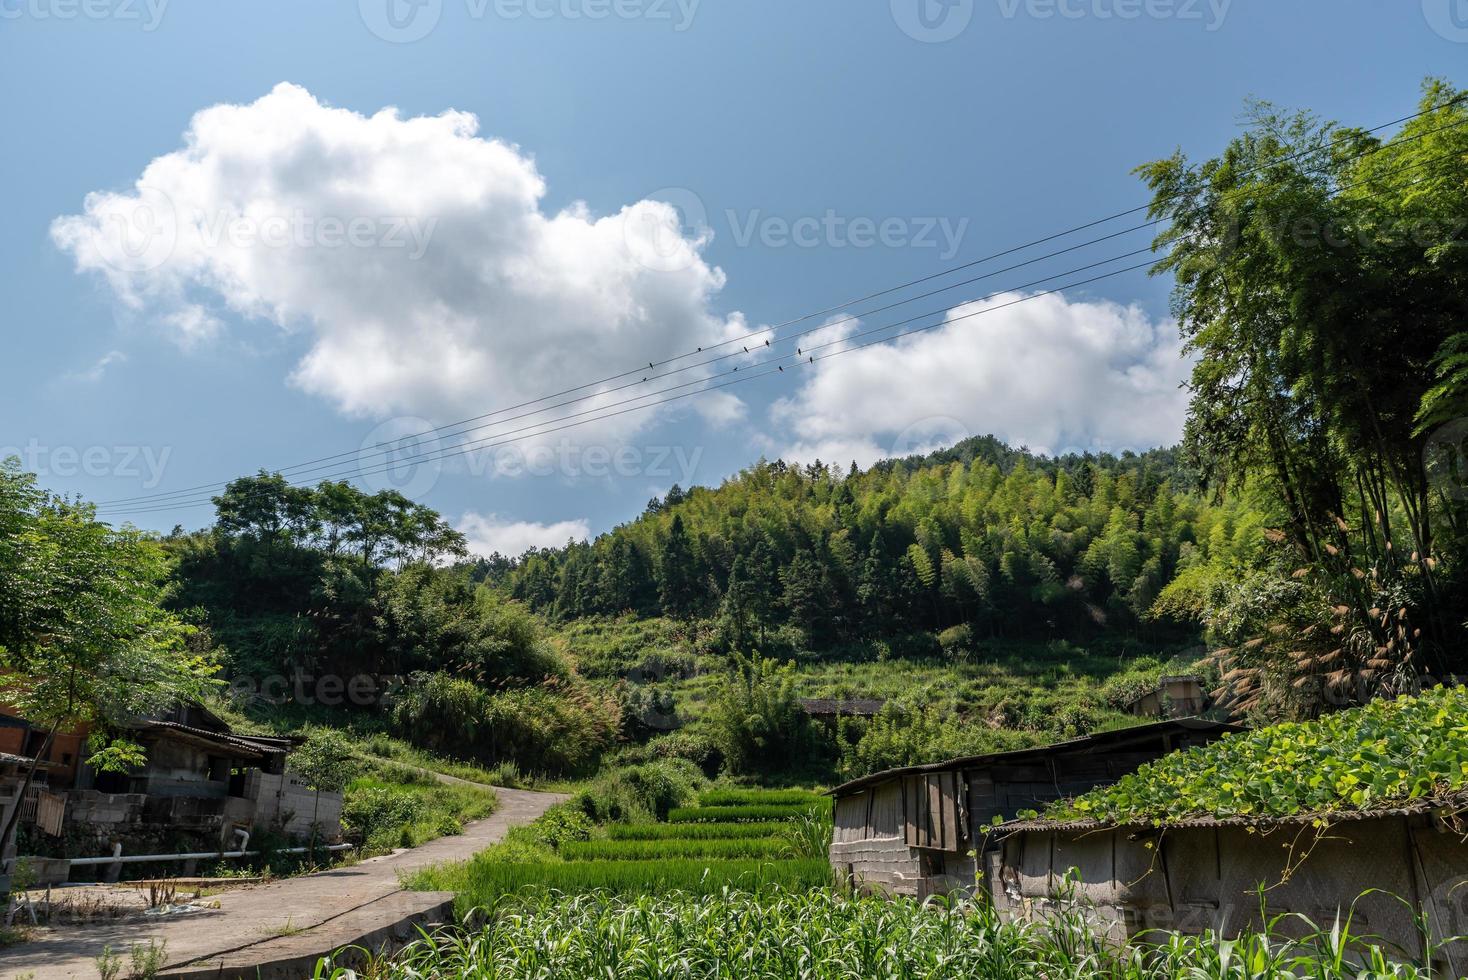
[4,702,342,857]
[988,803,1468,973]
[828,718,1242,898]
[1124,675,1209,719]
[798,698,886,722]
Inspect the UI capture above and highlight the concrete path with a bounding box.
[0,786,566,979]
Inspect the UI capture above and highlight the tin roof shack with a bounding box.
[987,803,1468,974]
[799,698,886,722]
[828,718,1242,899]
[44,704,341,857]
[1124,675,1209,719]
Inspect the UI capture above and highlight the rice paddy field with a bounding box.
[407,787,834,915]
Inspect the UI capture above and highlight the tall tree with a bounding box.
[1138,80,1468,710]
[0,461,218,860]
[657,515,699,620]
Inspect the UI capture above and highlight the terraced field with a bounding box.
[410,788,833,911]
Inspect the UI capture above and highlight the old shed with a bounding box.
[828,718,1241,897]
[988,803,1468,974]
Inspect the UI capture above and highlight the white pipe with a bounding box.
[67,843,352,866]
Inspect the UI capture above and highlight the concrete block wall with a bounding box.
[65,791,146,826]
[830,837,922,896]
[248,770,343,841]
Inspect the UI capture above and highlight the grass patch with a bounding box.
[667,803,825,824]
[408,858,831,914]
[696,788,825,807]
[605,821,792,841]
[560,837,788,861]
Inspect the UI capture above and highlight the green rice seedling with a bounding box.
[696,788,826,807]
[407,858,831,913]
[666,802,824,823]
[340,887,1440,979]
[559,837,788,861]
[606,821,791,841]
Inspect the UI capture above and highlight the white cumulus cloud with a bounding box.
[458,511,591,559]
[52,82,742,450]
[769,291,1192,467]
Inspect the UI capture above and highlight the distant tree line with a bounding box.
[481,439,1257,648]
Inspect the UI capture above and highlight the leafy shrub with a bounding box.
[602,729,725,777]
[937,624,974,661]
[707,654,811,775]
[390,671,620,776]
[341,786,426,849]
[339,769,496,854]
[1053,686,1468,825]
[779,809,834,859]
[525,803,593,851]
[572,759,704,823]
[839,703,1035,778]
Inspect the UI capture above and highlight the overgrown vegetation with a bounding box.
[340,758,497,853]
[1051,685,1468,825]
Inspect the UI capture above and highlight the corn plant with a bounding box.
[317,888,1447,979]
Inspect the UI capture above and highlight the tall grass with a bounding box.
[667,803,824,823]
[319,888,1444,979]
[560,838,788,861]
[696,788,826,807]
[606,821,792,841]
[406,858,831,915]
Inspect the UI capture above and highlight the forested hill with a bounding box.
[482,437,1258,646]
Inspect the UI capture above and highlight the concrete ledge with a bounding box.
[157,890,455,980]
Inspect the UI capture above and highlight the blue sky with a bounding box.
[3,1,1463,556]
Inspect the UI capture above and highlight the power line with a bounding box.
[91,97,1468,510]
[98,150,1464,518]
[99,257,1162,518]
[97,151,1464,518]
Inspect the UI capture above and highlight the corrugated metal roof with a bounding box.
[799,698,885,717]
[138,721,292,759]
[829,717,1245,797]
